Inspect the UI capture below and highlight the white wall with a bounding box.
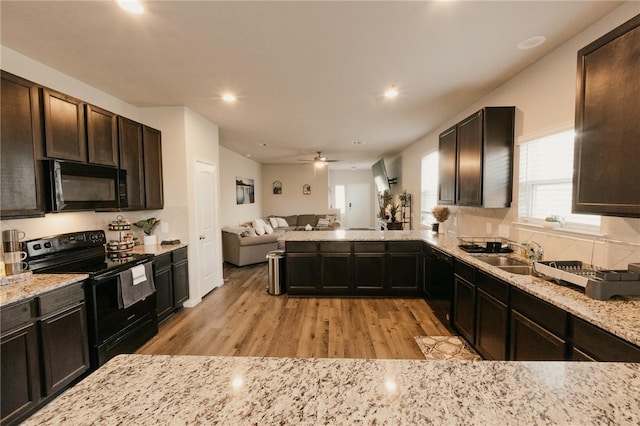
[262,164,329,216]
[401,2,640,269]
[219,147,263,226]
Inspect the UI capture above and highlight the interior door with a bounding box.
[195,161,221,297]
[345,183,371,229]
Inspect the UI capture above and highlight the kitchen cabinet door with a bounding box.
[475,289,509,360]
[1,71,45,218]
[39,303,90,396]
[154,253,174,322]
[438,126,457,205]
[143,125,164,210]
[43,88,86,162]
[510,310,566,361]
[572,316,640,362]
[573,15,640,217]
[86,104,118,167]
[172,248,190,307]
[456,112,483,206]
[286,253,318,294]
[319,254,351,294]
[118,117,145,210]
[388,242,422,295]
[453,275,475,346]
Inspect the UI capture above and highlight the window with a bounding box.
[518,130,600,229]
[421,151,439,226]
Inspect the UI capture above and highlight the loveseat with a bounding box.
[222,214,340,267]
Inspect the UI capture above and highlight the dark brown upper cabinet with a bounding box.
[438,126,457,205]
[1,71,46,218]
[573,14,640,217]
[118,117,145,210]
[143,125,164,210]
[42,88,86,162]
[86,104,118,167]
[438,106,515,208]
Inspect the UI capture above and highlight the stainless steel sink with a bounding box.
[495,265,534,275]
[472,255,528,267]
[472,255,533,275]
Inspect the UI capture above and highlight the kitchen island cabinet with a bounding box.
[21,354,640,425]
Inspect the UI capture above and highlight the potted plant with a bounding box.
[399,189,410,207]
[431,206,450,234]
[389,203,400,222]
[543,215,564,229]
[378,190,393,220]
[134,218,161,245]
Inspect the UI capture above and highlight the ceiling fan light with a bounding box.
[314,161,326,168]
[117,0,145,14]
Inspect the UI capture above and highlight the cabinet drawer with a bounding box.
[155,252,172,270]
[572,317,640,362]
[477,271,509,304]
[320,241,351,253]
[511,288,566,338]
[454,259,476,283]
[388,241,421,252]
[354,242,385,252]
[38,282,85,317]
[171,247,188,263]
[1,299,35,334]
[286,241,317,253]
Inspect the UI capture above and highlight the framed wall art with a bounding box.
[236,177,255,204]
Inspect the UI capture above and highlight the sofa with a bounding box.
[222,214,340,267]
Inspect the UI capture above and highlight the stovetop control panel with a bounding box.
[24,230,107,259]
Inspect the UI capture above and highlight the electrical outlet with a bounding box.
[486,222,492,234]
[453,216,458,227]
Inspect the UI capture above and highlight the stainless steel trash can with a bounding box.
[266,250,286,295]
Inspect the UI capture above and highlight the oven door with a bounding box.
[46,160,127,212]
[85,262,157,367]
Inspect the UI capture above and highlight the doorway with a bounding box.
[195,160,222,297]
[344,183,371,229]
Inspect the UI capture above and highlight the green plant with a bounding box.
[134,218,160,235]
[389,204,400,221]
[545,215,562,222]
[378,190,393,218]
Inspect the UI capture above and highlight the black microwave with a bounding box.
[46,160,127,212]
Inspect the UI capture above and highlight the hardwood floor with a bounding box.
[137,262,453,359]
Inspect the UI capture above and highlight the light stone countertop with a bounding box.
[281,230,640,347]
[131,241,188,256]
[22,354,640,425]
[0,273,89,307]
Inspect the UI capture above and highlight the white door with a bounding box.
[195,161,221,297]
[345,183,371,229]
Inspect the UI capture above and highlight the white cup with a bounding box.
[6,261,28,275]
[4,251,27,263]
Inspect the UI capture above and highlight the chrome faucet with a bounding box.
[511,240,543,261]
[529,241,543,261]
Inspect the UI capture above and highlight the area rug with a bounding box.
[414,336,481,361]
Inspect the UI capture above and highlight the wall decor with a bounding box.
[273,181,282,194]
[303,184,311,195]
[236,177,255,204]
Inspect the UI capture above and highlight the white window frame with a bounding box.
[517,129,601,234]
[420,151,439,227]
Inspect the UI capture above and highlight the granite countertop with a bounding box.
[23,354,640,425]
[131,242,188,256]
[281,230,640,347]
[0,273,89,307]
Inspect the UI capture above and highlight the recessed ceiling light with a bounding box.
[222,93,237,103]
[517,36,547,50]
[246,154,252,158]
[117,0,145,14]
[254,143,268,148]
[384,87,399,99]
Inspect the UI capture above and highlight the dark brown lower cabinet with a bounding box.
[319,254,351,294]
[0,321,40,424]
[475,289,509,360]
[571,317,640,362]
[353,253,386,293]
[453,275,475,345]
[172,247,190,307]
[510,310,567,361]
[286,253,318,294]
[154,248,190,322]
[1,282,90,425]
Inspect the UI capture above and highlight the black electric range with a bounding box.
[25,230,157,369]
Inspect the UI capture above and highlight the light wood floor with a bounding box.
[137,263,453,359]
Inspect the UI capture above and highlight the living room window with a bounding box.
[421,151,439,226]
[518,129,600,230]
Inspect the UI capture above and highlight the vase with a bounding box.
[144,234,157,246]
[431,223,439,233]
[438,222,445,234]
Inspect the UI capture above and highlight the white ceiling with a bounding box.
[0,1,622,170]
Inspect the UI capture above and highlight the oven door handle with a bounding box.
[92,259,152,283]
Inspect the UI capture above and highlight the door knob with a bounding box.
[199,235,205,240]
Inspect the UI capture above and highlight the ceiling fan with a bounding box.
[298,151,340,167]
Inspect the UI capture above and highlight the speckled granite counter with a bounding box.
[0,273,89,306]
[23,354,640,425]
[281,230,640,347]
[131,242,188,256]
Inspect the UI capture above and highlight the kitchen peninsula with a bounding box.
[21,354,640,425]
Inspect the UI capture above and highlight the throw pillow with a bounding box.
[325,214,337,224]
[243,228,257,237]
[252,218,266,236]
[276,217,289,228]
[269,217,279,229]
[316,218,331,228]
[264,223,274,234]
